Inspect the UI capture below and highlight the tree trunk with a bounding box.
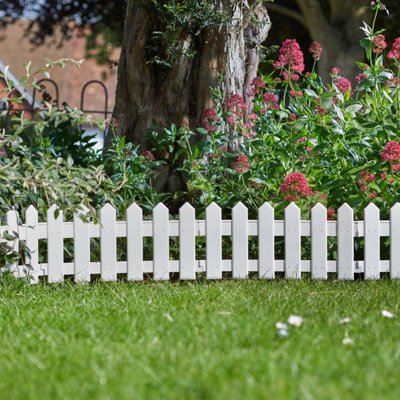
[295,0,372,81]
[111,0,270,193]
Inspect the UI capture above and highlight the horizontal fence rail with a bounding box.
[0,202,399,283]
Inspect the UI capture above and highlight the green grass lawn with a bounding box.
[1,275,400,400]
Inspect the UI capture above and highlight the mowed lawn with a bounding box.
[1,276,400,400]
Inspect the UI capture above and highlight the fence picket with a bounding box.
[390,203,400,279]
[311,203,327,280]
[127,203,143,281]
[153,203,169,280]
[73,206,90,283]
[258,203,274,279]
[338,203,354,280]
[232,202,248,279]
[25,205,39,283]
[364,203,380,280]
[100,203,117,281]
[6,209,19,274]
[206,202,222,279]
[179,203,196,280]
[48,205,64,283]
[285,203,301,279]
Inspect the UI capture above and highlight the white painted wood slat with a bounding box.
[47,205,64,283]
[364,203,380,280]
[338,203,354,280]
[232,202,248,279]
[311,203,327,280]
[6,209,19,274]
[153,203,169,280]
[258,203,274,279]
[127,203,143,281]
[73,206,90,283]
[206,202,222,279]
[390,203,400,279]
[179,203,196,280]
[25,205,39,284]
[285,203,301,279]
[100,204,117,281]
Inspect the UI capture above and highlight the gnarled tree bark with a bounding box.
[111,0,271,193]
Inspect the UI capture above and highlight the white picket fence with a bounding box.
[1,201,400,283]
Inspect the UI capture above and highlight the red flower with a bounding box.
[263,92,278,104]
[290,90,303,98]
[289,113,297,122]
[227,94,247,116]
[330,67,341,78]
[308,42,323,59]
[355,73,367,83]
[381,141,400,162]
[295,137,307,146]
[234,154,250,173]
[274,39,305,73]
[373,34,387,54]
[327,207,335,221]
[335,77,352,96]
[202,108,220,132]
[248,76,266,96]
[387,37,400,61]
[143,151,155,161]
[280,172,313,198]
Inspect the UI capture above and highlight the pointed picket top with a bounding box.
[232,201,247,212]
[391,202,400,213]
[26,204,38,215]
[154,202,169,213]
[180,202,195,213]
[206,202,221,213]
[364,202,380,214]
[311,202,327,215]
[338,202,353,215]
[47,204,62,217]
[100,203,116,215]
[127,202,143,213]
[259,202,274,213]
[285,202,300,213]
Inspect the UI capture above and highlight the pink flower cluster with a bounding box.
[248,76,266,96]
[234,154,250,173]
[227,94,248,116]
[381,141,400,162]
[280,172,313,200]
[357,170,376,192]
[355,73,367,83]
[335,77,352,96]
[327,207,335,221]
[290,90,303,98]
[308,42,323,60]
[262,92,279,111]
[373,34,387,54]
[202,108,220,132]
[387,38,400,60]
[143,151,155,162]
[274,39,305,73]
[330,67,341,78]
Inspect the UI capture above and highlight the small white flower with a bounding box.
[339,317,351,324]
[164,313,174,322]
[382,310,394,318]
[288,315,303,327]
[275,322,288,330]
[342,337,354,345]
[278,329,289,337]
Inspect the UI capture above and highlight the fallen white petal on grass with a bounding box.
[382,310,394,318]
[164,313,174,322]
[278,329,289,337]
[339,317,351,324]
[216,311,232,315]
[288,315,303,327]
[275,322,288,330]
[342,337,354,345]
